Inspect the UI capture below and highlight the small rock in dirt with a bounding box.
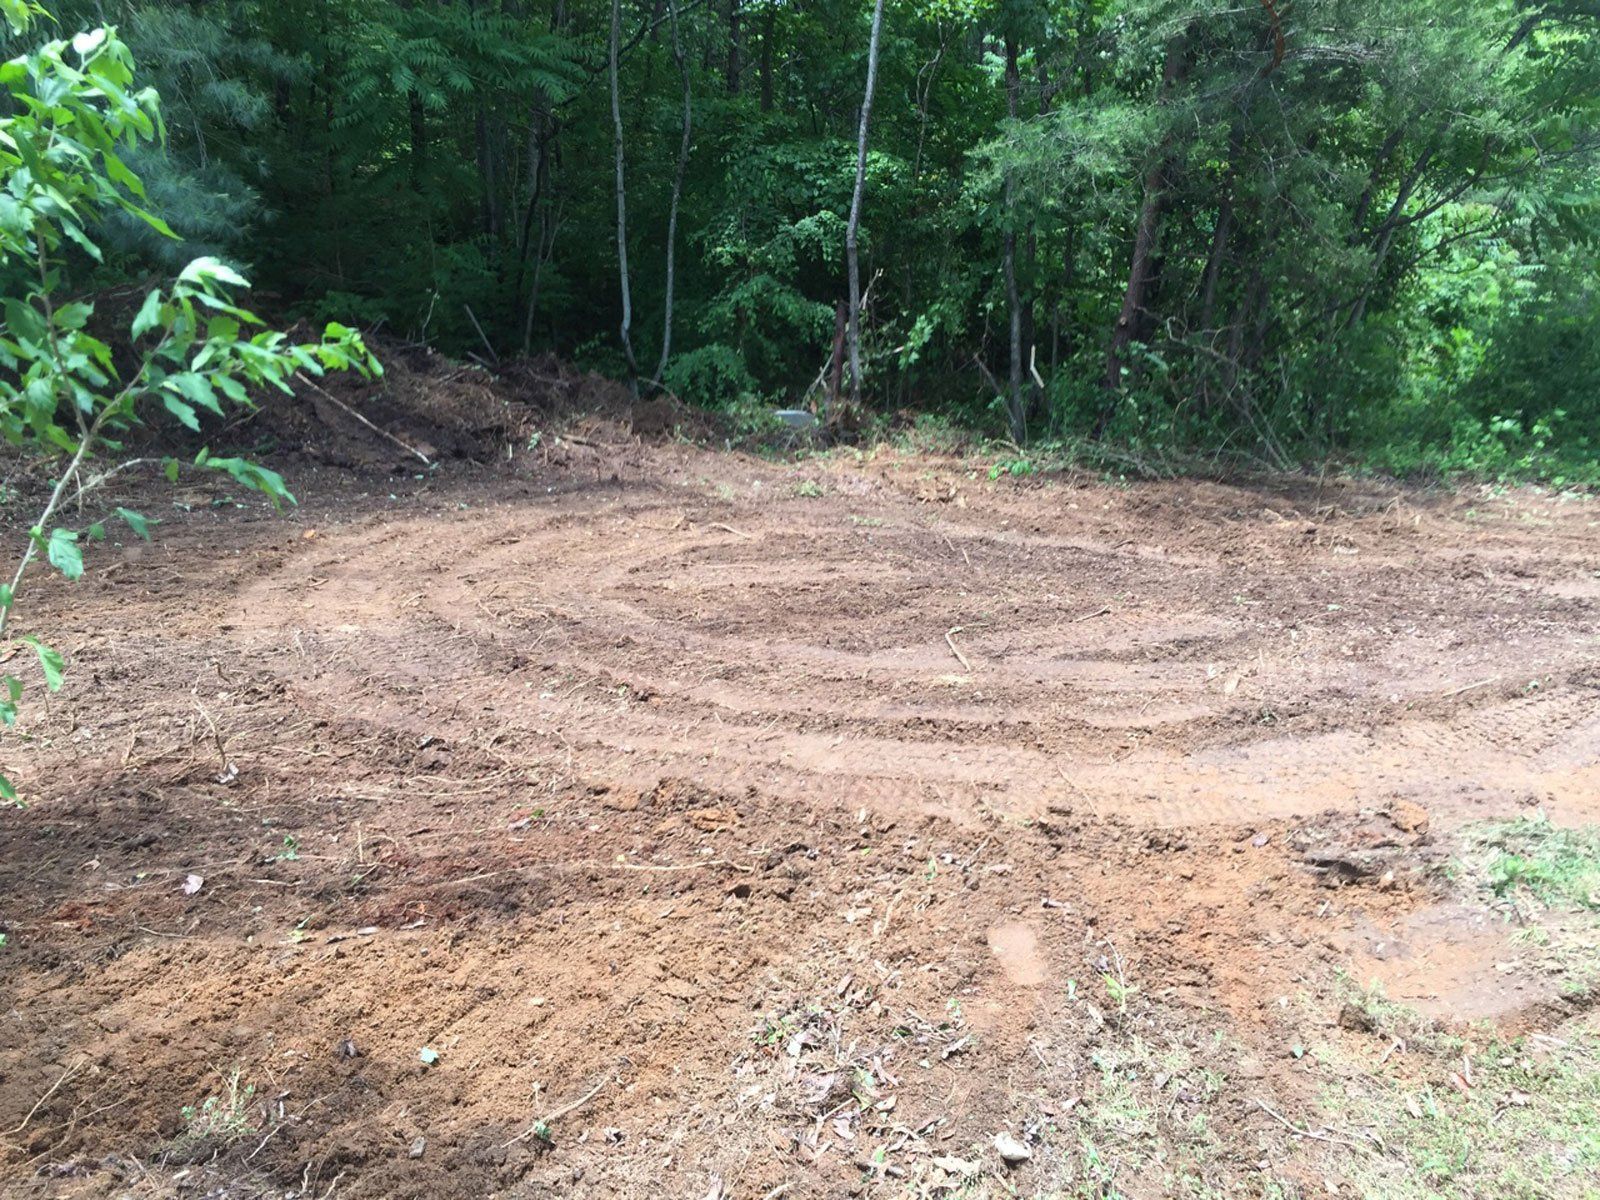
[687,806,739,832]
[337,1038,361,1058]
[994,1132,1032,1164]
[1386,800,1430,836]
[1251,831,1271,848]
[933,1155,979,1176]
[408,1136,426,1159]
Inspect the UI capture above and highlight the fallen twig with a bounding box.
[463,303,499,365]
[3,1057,87,1138]
[294,372,433,466]
[709,522,754,540]
[1074,606,1112,623]
[502,1077,610,1147]
[190,685,234,780]
[1253,1098,1375,1153]
[944,626,972,672]
[1443,677,1497,699]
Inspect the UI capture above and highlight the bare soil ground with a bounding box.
[2,378,1598,1199]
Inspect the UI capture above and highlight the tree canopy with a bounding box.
[15,0,1600,475]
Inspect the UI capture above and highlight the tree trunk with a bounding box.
[844,0,886,405]
[409,91,427,188]
[653,0,692,386]
[759,7,775,111]
[610,0,640,388]
[726,0,742,95]
[1100,33,1188,429]
[1001,33,1026,443]
[475,106,497,239]
[827,301,847,417]
[1197,116,1252,359]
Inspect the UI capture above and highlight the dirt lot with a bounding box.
[2,386,1598,1198]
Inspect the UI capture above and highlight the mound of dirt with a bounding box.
[79,326,706,474]
[249,338,529,469]
[243,341,721,471]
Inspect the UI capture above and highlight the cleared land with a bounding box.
[2,390,1598,1198]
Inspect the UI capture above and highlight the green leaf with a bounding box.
[163,458,180,484]
[131,289,163,340]
[71,28,107,56]
[126,204,178,240]
[163,394,199,431]
[168,372,223,415]
[114,507,153,540]
[179,256,251,290]
[4,297,46,345]
[0,773,15,803]
[3,675,19,704]
[23,637,64,691]
[0,584,12,611]
[46,528,82,580]
[87,522,105,541]
[102,148,146,198]
[54,301,93,330]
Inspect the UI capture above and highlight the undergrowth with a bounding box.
[1468,817,1600,913]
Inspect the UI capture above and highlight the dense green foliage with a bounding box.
[14,0,1600,473]
[0,11,376,799]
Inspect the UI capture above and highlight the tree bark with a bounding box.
[844,0,886,405]
[1198,116,1248,340]
[759,7,775,111]
[653,0,692,386]
[610,0,640,388]
[1001,33,1026,443]
[409,91,428,189]
[1100,33,1189,429]
[827,301,847,417]
[726,0,742,95]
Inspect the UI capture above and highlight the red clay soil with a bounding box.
[1,396,1598,1198]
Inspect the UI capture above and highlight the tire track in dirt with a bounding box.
[223,469,1600,829]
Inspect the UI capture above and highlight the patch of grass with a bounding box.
[1336,1032,1600,1199]
[1034,1034,1231,1200]
[1452,817,1600,1000]
[1336,974,1464,1056]
[1469,817,1600,912]
[172,1066,258,1159]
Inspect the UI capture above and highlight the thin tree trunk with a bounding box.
[1104,161,1164,392]
[1343,141,1437,332]
[409,91,427,188]
[759,7,775,111]
[1198,117,1248,339]
[1001,33,1025,442]
[845,0,886,405]
[610,0,640,388]
[475,106,496,238]
[1100,33,1188,430]
[726,0,742,94]
[653,0,692,386]
[523,211,551,354]
[827,301,847,417]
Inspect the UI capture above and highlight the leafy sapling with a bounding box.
[0,12,379,801]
